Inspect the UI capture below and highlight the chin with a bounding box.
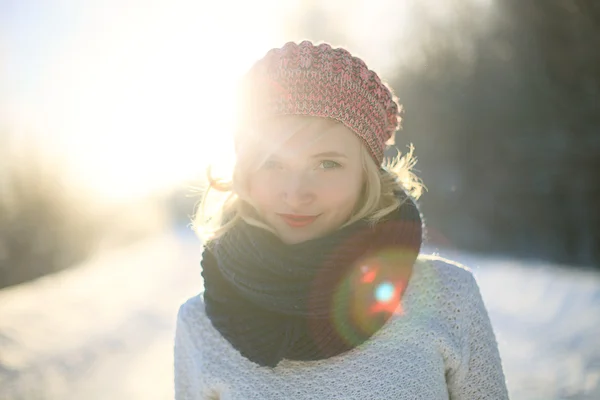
[277,230,317,245]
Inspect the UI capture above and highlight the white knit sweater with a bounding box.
[174,255,509,399]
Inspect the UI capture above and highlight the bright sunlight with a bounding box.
[5,0,289,201]
[3,0,494,202]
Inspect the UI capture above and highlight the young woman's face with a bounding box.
[248,116,364,244]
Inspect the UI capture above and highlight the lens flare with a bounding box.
[361,267,377,284]
[327,247,414,348]
[375,281,395,302]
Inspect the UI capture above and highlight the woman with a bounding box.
[175,41,509,399]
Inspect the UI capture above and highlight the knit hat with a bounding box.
[235,41,402,165]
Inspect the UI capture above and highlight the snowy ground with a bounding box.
[441,249,600,400]
[0,229,599,400]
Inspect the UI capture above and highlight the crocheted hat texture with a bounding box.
[236,41,401,164]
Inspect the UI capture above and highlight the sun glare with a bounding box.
[14,0,284,202]
[6,0,497,202]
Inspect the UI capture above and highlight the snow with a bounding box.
[0,230,599,399]
[0,230,202,399]
[457,252,600,400]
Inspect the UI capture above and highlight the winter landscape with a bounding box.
[0,228,598,400]
[2,1,599,399]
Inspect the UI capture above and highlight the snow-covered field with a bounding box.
[441,250,600,400]
[1,230,599,399]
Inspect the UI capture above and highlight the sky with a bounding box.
[0,0,497,201]
[1,0,290,200]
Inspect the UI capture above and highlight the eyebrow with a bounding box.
[310,151,348,159]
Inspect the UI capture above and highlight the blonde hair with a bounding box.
[193,118,423,242]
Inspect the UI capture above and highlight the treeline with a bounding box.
[390,0,600,266]
[0,137,170,289]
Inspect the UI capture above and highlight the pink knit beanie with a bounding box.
[236,41,402,165]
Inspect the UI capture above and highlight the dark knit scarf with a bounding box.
[201,191,423,368]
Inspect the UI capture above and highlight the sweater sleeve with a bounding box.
[446,269,510,399]
[174,301,203,400]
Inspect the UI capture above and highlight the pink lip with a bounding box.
[278,214,319,228]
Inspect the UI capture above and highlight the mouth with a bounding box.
[277,213,320,228]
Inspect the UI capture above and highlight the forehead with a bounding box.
[259,115,362,156]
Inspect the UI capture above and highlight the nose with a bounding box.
[280,172,316,208]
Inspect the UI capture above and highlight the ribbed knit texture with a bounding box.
[175,256,510,399]
[201,192,422,368]
[236,41,401,164]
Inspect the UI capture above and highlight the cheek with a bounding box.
[247,174,276,209]
[248,170,364,210]
[318,175,363,207]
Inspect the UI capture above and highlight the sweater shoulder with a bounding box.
[415,254,479,295]
[176,293,231,361]
[178,293,206,318]
[411,254,485,332]
[176,293,213,343]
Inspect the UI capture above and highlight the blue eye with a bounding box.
[320,160,341,170]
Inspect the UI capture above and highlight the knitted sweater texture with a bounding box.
[174,255,509,399]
